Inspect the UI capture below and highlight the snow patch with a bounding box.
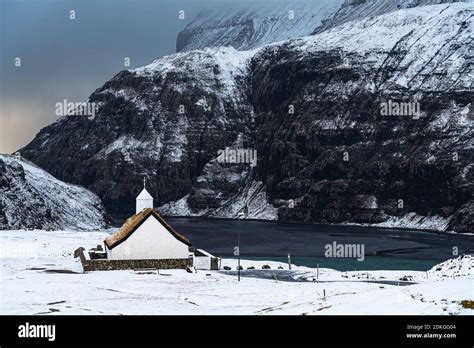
[376,213,450,231]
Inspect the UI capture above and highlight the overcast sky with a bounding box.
[0,0,248,153]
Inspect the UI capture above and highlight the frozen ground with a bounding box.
[0,230,472,315]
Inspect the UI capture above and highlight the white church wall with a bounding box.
[194,256,211,270]
[107,216,190,260]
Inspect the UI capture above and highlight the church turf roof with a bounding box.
[104,208,192,249]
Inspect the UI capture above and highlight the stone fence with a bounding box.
[74,247,192,272]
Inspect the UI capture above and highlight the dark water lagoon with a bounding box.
[164,217,474,271]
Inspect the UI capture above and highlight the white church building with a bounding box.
[101,181,218,271]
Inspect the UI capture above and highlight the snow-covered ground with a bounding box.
[1,230,472,315]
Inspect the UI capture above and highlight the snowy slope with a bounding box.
[177,0,345,52]
[177,0,472,52]
[133,46,256,111]
[276,3,473,91]
[313,0,473,34]
[0,230,472,315]
[345,213,451,231]
[0,155,109,230]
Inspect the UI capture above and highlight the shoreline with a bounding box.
[157,215,461,235]
[1,229,472,315]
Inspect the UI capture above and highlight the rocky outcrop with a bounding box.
[19,3,473,232]
[0,155,110,230]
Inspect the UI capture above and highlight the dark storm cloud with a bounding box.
[0,0,248,153]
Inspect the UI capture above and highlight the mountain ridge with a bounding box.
[19,2,473,232]
[177,0,472,53]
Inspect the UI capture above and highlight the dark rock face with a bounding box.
[19,3,473,232]
[250,43,473,231]
[450,201,474,233]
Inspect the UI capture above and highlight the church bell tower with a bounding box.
[136,177,154,214]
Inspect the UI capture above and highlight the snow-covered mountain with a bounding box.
[313,0,473,34]
[176,0,345,52]
[19,2,473,232]
[177,0,471,52]
[248,3,473,231]
[0,155,110,230]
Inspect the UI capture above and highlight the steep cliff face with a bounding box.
[20,3,473,231]
[0,155,110,230]
[177,0,471,52]
[250,3,473,232]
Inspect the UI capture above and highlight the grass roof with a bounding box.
[104,208,192,249]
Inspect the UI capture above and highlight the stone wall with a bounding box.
[211,257,219,270]
[75,247,222,271]
[75,248,191,272]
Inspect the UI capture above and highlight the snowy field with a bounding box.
[0,230,472,315]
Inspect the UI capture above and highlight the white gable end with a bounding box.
[106,215,190,260]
